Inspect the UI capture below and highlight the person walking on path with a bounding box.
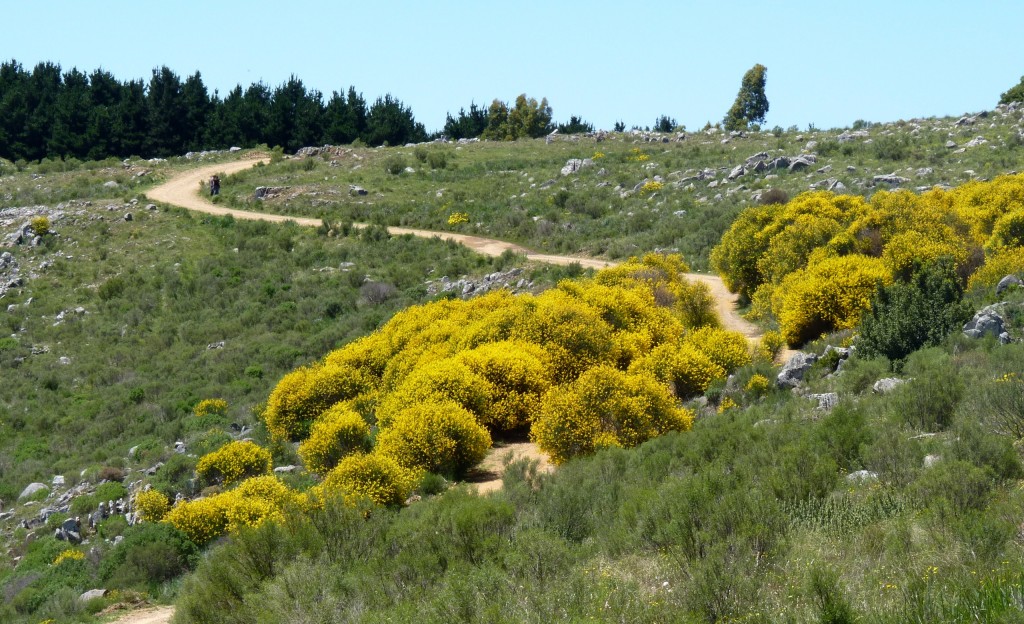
[210,175,220,196]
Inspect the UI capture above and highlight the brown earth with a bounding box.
[107,605,175,624]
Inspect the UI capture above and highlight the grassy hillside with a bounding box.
[2,105,1024,622]
[217,106,1024,270]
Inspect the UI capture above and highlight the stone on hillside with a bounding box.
[963,306,1006,340]
[103,181,118,188]
[769,156,791,170]
[146,203,157,211]
[274,465,298,474]
[846,470,878,483]
[788,156,816,172]
[995,274,1022,295]
[777,351,818,388]
[19,482,48,500]
[809,392,839,411]
[873,377,907,394]
[561,158,593,176]
[745,151,769,166]
[923,454,942,469]
[52,475,65,487]
[538,179,556,190]
[79,589,107,602]
[945,140,957,148]
[123,213,133,222]
[873,173,910,185]
[348,185,368,196]
[964,136,988,148]
[727,164,745,180]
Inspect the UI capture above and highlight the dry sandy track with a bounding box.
[132,158,784,624]
[144,157,764,340]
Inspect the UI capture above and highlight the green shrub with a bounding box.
[859,259,973,364]
[95,481,128,502]
[888,348,964,431]
[384,155,407,175]
[100,523,199,589]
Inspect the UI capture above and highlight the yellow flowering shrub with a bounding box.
[196,440,272,487]
[193,398,228,418]
[234,475,297,508]
[967,247,1024,291]
[31,215,51,236]
[222,493,284,533]
[53,549,85,566]
[987,208,1024,252]
[718,396,738,413]
[298,404,371,476]
[264,361,372,440]
[774,255,891,346]
[755,330,786,362]
[711,202,779,300]
[682,326,751,374]
[629,342,725,398]
[447,212,469,225]
[317,452,417,507]
[532,365,693,464]
[454,341,552,431]
[881,230,968,280]
[135,489,170,522]
[163,496,229,546]
[640,180,664,194]
[949,174,1024,244]
[745,374,770,396]
[627,147,650,162]
[375,400,491,475]
[377,358,493,427]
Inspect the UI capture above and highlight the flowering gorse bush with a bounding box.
[712,174,1024,345]
[53,549,85,566]
[627,147,650,162]
[447,211,469,225]
[640,180,664,194]
[193,398,228,418]
[316,452,417,507]
[298,404,371,476]
[376,400,491,475]
[196,440,272,487]
[135,489,171,522]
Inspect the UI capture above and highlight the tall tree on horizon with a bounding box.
[724,64,769,131]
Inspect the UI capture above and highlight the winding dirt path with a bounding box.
[134,157,781,624]
[145,157,762,339]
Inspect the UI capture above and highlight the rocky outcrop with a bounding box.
[777,352,818,388]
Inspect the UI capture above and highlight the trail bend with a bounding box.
[136,157,786,624]
[145,157,766,341]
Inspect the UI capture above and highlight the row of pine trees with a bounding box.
[0,60,429,161]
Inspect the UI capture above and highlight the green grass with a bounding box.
[4,107,1024,622]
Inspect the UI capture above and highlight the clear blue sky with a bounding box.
[7,1,1023,133]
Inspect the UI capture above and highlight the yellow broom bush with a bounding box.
[682,326,751,374]
[532,365,693,464]
[135,489,170,522]
[298,404,371,476]
[317,452,417,507]
[264,362,372,440]
[968,246,1024,292]
[375,400,491,475]
[196,440,272,487]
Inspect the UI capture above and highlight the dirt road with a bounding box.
[144,158,763,339]
[107,605,175,624]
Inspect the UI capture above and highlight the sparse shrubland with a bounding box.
[7,98,1024,623]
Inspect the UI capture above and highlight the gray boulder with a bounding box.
[874,173,910,185]
[79,589,107,602]
[845,470,879,483]
[996,275,1022,295]
[963,307,1005,340]
[808,392,839,411]
[777,352,819,388]
[727,164,745,180]
[873,377,907,394]
[19,482,48,500]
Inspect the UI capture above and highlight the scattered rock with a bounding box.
[80,589,107,602]
[207,340,226,350]
[560,158,593,176]
[962,306,1006,340]
[808,392,839,411]
[19,482,48,500]
[923,454,942,469]
[873,378,907,394]
[873,173,910,185]
[256,186,289,200]
[727,164,745,180]
[995,275,1022,295]
[777,352,818,388]
[845,470,879,483]
[273,465,298,474]
[52,475,65,487]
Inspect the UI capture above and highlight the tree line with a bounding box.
[0,58,771,162]
[0,60,428,161]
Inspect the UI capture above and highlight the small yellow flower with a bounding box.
[447,212,469,226]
